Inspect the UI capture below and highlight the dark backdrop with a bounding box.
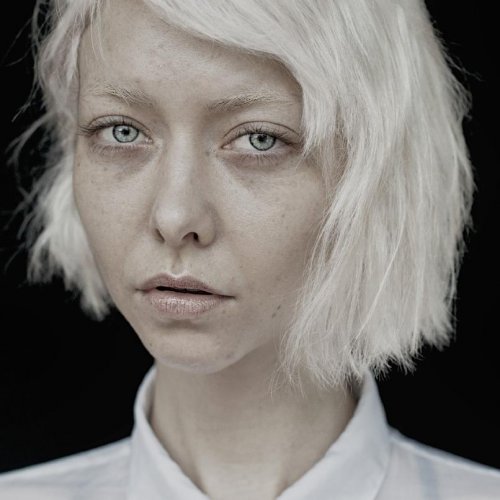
[1,1,498,473]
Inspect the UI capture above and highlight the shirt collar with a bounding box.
[127,364,391,500]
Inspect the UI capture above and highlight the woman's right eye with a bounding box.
[79,121,145,142]
[108,124,140,143]
[77,118,152,155]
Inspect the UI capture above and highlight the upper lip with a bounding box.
[138,273,229,296]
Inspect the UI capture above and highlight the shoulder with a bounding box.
[380,428,500,499]
[0,437,131,500]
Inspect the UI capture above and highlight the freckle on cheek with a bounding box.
[271,304,282,319]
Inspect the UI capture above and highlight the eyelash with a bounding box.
[229,124,293,166]
[77,117,150,156]
[77,117,296,165]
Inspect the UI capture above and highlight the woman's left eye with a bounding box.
[240,133,277,152]
[226,126,291,155]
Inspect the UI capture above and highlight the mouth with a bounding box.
[141,284,230,317]
[155,286,212,295]
[138,273,229,297]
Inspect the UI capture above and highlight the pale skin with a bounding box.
[74,1,356,499]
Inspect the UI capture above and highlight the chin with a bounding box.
[154,352,247,376]
[145,330,246,375]
[157,358,237,375]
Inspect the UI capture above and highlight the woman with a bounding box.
[1,0,499,498]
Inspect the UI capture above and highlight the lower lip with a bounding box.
[140,289,230,318]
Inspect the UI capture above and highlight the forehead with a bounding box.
[77,0,301,108]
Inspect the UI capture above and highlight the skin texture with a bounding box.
[74,1,356,498]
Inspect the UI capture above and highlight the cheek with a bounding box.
[73,159,101,241]
[231,186,325,348]
[72,157,135,279]
[241,174,326,296]
[270,172,325,248]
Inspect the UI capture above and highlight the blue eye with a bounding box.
[112,124,139,143]
[248,133,276,151]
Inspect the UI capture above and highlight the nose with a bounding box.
[149,138,216,249]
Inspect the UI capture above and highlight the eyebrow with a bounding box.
[206,90,299,113]
[83,83,300,112]
[84,82,156,108]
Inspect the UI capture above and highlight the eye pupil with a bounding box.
[113,124,139,143]
[249,133,276,151]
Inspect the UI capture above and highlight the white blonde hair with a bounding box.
[11,0,474,391]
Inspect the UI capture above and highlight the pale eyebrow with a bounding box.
[82,83,300,112]
[205,90,300,113]
[83,82,156,108]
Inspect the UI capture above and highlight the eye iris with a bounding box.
[249,133,275,151]
[113,125,139,143]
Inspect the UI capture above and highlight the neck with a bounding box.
[150,344,357,500]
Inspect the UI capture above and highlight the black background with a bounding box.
[1,2,498,473]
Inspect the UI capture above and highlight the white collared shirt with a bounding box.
[1,365,499,499]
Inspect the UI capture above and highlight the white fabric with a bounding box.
[1,364,499,499]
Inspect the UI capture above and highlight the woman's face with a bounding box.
[74,0,327,374]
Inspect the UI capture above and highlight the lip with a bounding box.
[137,273,233,319]
[140,289,230,319]
[138,273,229,296]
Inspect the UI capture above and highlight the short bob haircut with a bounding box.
[12,0,473,392]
